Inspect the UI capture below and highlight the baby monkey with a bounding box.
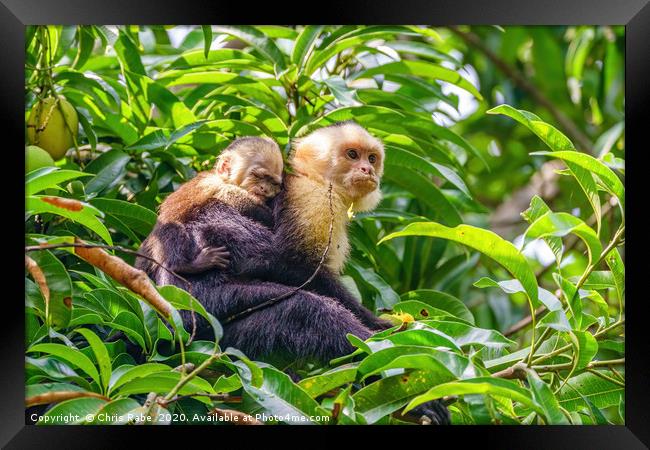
[137,137,283,280]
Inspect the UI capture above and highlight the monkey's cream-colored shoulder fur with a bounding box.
[285,174,352,274]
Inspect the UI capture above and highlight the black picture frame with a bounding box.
[3,1,648,447]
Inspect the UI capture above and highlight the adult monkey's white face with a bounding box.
[292,121,385,211]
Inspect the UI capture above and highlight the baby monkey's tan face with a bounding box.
[217,139,284,203]
[238,158,283,202]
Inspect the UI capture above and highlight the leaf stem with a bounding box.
[532,357,624,373]
[530,319,624,365]
[586,368,625,387]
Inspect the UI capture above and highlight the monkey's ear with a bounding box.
[216,155,231,177]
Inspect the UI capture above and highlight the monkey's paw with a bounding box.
[196,246,230,270]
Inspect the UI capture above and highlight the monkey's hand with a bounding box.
[194,246,230,270]
[176,246,230,274]
[401,400,450,425]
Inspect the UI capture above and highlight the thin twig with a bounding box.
[492,362,528,380]
[532,357,624,373]
[222,183,335,324]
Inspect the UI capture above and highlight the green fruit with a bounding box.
[67,180,85,195]
[27,96,78,161]
[25,145,55,173]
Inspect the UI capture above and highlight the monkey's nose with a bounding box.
[359,165,371,174]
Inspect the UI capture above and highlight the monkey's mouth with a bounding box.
[351,175,377,187]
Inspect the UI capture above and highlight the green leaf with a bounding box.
[292,25,324,67]
[159,285,223,344]
[385,145,470,197]
[25,169,92,196]
[487,105,574,151]
[213,25,287,71]
[254,26,298,39]
[522,195,563,264]
[401,290,474,324]
[305,26,423,76]
[557,372,623,411]
[383,168,462,226]
[26,196,112,245]
[89,198,156,237]
[169,48,265,70]
[357,346,464,380]
[114,30,145,75]
[75,328,112,393]
[526,370,570,424]
[537,310,572,332]
[531,151,624,211]
[523,212,602,266]
[356,60,483,101]
[352,369,455,423]
[370,328,460,352]
[474,277,563,313]
[72,26,96,70]
[40,397,108,424]
[404,377,543,416]
[28,343,101,386]
[391,300,463,322]
[26,249,72,328]
[380,222,539,308]
[84,149,131,195]
[109,311,147,350]
[213,374,242,393]
[201,25,213,59]
[85,398,141,424]
[572,330,598,370]
[553,274,583,329]
[114,372,214,403]
[108,363,171,394]
[421,320,515,351]
[241,366,330,423]
[298,364,358,398]
[346,261,400,310]
[385,40,459,64]
[605,248,625,308]
[321,76,360,106]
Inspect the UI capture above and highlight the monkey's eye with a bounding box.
[368,154,377,164]
[346,148,359,159]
